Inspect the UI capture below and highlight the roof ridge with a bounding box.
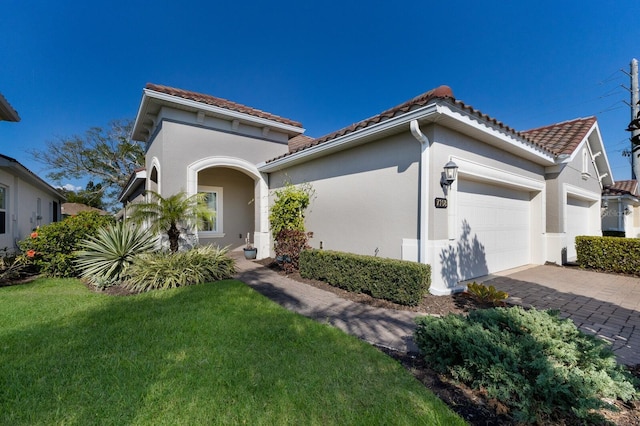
[285,85,454,155]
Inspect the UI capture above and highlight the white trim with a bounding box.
[437,104,556,165]
[186,156,271,258]
[144,89,305,135]
[198,185,223,236]
[259,104,440,172]
[260,103,557,173]
[564,183,601,202]
[451,156,545,191]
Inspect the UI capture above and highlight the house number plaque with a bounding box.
[434,197,448,208]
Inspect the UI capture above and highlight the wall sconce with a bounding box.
[602,200,608,209]
[440,160,458,195]
[624,206,632,215]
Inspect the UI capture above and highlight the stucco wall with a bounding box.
[197,167,255,249]
[147,117,289,195]
[0,168,62,251]
[269,131,421,260]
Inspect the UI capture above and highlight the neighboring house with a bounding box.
[0,154,65,251]
[1,94,65,251]
[128,83,612,295]
[61,202,109,218]
[0,93,20,122]
[602,180,640,237]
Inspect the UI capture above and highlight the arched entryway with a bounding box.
[187,157,270,258]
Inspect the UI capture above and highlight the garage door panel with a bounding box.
[457,180,531,281]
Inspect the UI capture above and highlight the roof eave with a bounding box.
[259,101,557,173]
[133,88,305,143]
[0,94,20,122]
[0,155,65,200]
[259,103,441,172]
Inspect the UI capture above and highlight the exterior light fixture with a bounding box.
[602,200,608,209]
[625,206,632,215]
[440,160,458,196]
[443,161,458,186]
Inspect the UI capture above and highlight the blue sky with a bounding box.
[2,0,640,189]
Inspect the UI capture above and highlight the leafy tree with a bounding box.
[128,190,213,253]
[29,119,144,210]
[58,181,105,209]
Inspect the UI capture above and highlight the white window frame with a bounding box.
[198,185,224,237]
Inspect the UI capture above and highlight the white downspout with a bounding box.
[410,120,429,264]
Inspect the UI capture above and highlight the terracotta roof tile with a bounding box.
[271,85,555,163]
[288,134,315,153]
[521,117,597,155]
[603,180,639,197]
[274,86,455,161]
[145,83,303,128]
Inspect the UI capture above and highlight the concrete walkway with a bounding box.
[233,254,640,366]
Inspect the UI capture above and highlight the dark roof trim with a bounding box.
[0,154,65,199]
[0,93,20,122]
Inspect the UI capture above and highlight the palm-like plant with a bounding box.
[75,221,156,287]
[128,190,213,253]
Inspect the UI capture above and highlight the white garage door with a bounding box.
[566,197,591,261]
[457,179,531,281]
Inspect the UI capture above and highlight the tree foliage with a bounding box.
[128,190,213,253]
[29,119,144,209]
[58,181,105,209]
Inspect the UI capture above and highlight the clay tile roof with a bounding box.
[288,134,315,153]
[145,83,303,128]
[603,180,639,197]
[521,117,597,155]
[276,85,454,159]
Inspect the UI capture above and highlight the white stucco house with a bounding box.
[1,94,65,252]
[126,83,612,295]
[602,180,640,238]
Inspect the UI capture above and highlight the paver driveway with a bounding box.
[484,265,640,366]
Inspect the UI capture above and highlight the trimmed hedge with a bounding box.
[576,236,640,275]
[299,249,430,306]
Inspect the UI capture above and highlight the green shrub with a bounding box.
[465,282,508,305]
[576,236,640,275]
[274,230,311,273]
[123,245,236,292]
[18,212,115,277]
[300,249,430,306]
[269,182,314,239]
[414,306,638,423]
[75,222,157,288]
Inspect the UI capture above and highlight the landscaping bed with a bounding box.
[257,257,640,426]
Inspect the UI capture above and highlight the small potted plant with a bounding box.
[243,234,257,260]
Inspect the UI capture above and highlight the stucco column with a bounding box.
[253,172,270,259]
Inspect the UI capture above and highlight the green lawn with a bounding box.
[0,278,464,425]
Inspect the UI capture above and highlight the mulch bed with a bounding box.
[257,258,640,426]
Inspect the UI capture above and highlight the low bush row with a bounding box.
[299,249,430,306]
[576,236,640,275]
[414,306,638,423]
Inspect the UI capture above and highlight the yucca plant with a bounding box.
[124,245,236,292]
[75,221,157,288]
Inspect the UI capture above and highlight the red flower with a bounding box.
[30,232,38,238]
[26,250,36,258]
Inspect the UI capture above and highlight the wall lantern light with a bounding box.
[625,206,632,215]
[441,160,458,195]
[602,200,608,209]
